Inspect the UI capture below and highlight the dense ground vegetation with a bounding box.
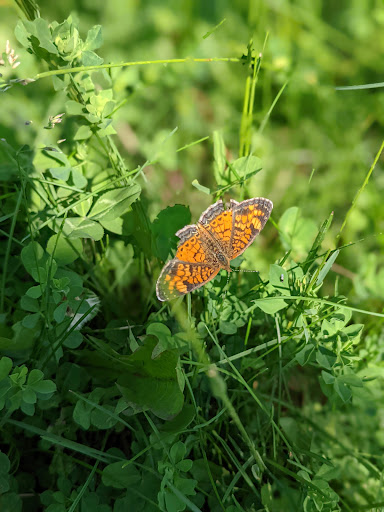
[1,1,384,510]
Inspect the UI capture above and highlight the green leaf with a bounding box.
[63,218,104,241]
[316,346,337,370]
[21,313,40,329]
[253,298,288,314]
[170,441,187,464]
[321,371,335,385]
[316,250,340,286]
[213,130,226,185]
[269,264,290,295]
[31,379,57,394]
[54,302,68,323]
[71,195,93,216]
[0,451,10,475]
[0,357,12,381]
[71,168,88,188]
[231,155,262,179]
[334,378,352,402]
[191,179,211,195]
[85,25,103,51]
[219,320,237,334]
[73,125,92,140]
[279,207,318,256]
[66,100,85,116]
[338,373,363,387]
[47,235,82,264]
[50,167,71,181]
[21,242,45,275]
[22,388,37,404]
[102,461,141,489]
[25,285,43,299]
[160,404,195,434]
[34,18,59,54]
[152,204,191,260]
[82,50,103,66]
[27,369,44,386]
[89,184,141,222]
[117,338,184,420]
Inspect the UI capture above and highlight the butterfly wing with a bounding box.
[229,197,273,260]
[156,260,220,301]
[198,199,234,255]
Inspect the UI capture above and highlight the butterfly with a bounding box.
[156,197,273,301]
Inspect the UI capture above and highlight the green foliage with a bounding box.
[1,2,384,512]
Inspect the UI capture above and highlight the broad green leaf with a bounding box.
[66,100,85,115]
[85,25,103,51]
[31,379,57,394]
[21,242,45,275]
[117,338,184,420]
[47,235,82,264]
[160,404,195,434]
[89,184,141,222]
[71,168,87,188]
[253,298,287,314]
[50,167,71,181]
[21,313,40,329]
[333,378,352,402]
[0,357,12,381]
[269,264,290,295]
[279,207,318,257]
[321,371,335,385]
[219,320,237,334]
[63,218,104,240]
[54,302,68,323]
[152,204,191,260]
[231,155,262,179]
[102,461,140,489]
[73,125,92,140]
[82,50,103,67]
[25,285,43,299]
